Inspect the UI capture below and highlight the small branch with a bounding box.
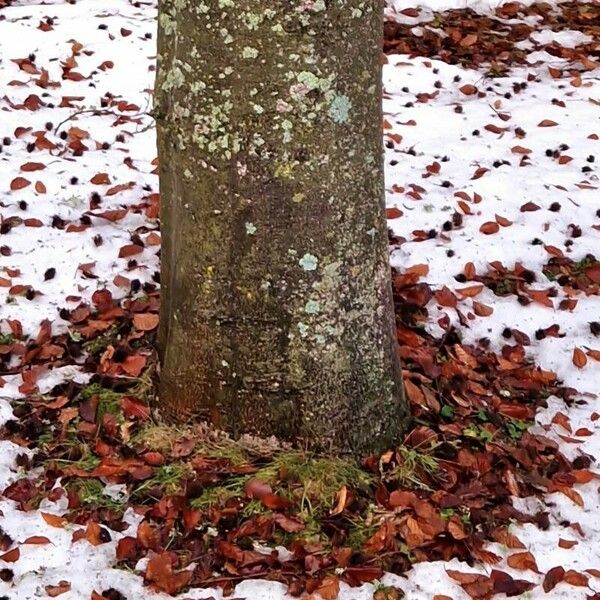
[54,107,154,135]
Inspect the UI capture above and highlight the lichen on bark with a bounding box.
[155,0,407,455]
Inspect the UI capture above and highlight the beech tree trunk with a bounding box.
[155,0,407,455]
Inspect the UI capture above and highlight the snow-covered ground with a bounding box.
[0,1,598,598]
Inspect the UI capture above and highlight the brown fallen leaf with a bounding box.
[511,146,532,154]
[315,575,340,600]
[133,313,159,332]
[145,552,192,595]
[45,581,71,597]
[456,284,484,298]
[495,214,512,227]
[10,176,31,191]
[573,348,587,369]
[118,244,143,258]
[473,301,494,317]
[459,84,478,95]
[90,172,111,185]
[20,162,45,171]
[507,551,540,573]
[41,512,67,528]
[0,548,19,562]
[23,536,51,544]
[480,221,500,235]
[563,570,589,587]
[520,202,540,212]
[538,119,558,127]
[543,566,565,592]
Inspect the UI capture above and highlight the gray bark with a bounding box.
[155,0,407,455]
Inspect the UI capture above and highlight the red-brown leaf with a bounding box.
[386,207,403,219]
[20,162,45,172]
[273,513,305,533]
[24,536,51,544]
[41,513,66,528]
[244,478,272,500]
[543,566,565,592]
[10,177,31,191]
[0,548,19,562]
[316,575,340,600]
[90,173,111,185]
[145,552,192,595]
[459,84,477,95]
[45,581,71,597]
[507,551,540,573]
[480,221,500,235]
[118,244,143,258]
[116,537,138,561]
[133,313,159,331]
[573,348,587,368]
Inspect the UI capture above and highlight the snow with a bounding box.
[529,28,594,47]
[0,0,158,337]
[0,0,599,598]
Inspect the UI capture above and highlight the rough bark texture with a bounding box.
[155,0,407,455]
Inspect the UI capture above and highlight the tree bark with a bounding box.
[155,0,407,455]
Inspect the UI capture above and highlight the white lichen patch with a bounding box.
[328,95,352,124]
[297,322,309,337]
[304,300,320,314]
[158,13,177,36]
[299,254,318,271]
[242,46,259,59]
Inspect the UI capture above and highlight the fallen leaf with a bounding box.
[316,575,340,600]
[10,177,31,191]
[538,119,558,127]
[573,348,587,368]
[23,536,51,545]
[90,172,111,185]
[543,566,565,592]
[45,581,71,597]
[145,552,192,595]
[473,301,493,316]
[456,284,483,298]
[507,551,540,573]
[480,221,500,235]
[41,513,67,528]
[133,313,159,331]
[563,570,589,587]
[0,548,19,562]
[118,244,143,258]
[20,162,45,171]
[460,84,478,95]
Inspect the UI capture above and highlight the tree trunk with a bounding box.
[155,0,407,455]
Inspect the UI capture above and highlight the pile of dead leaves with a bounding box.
[431,257,600,371]
[542,254,600,296]
[384,1,599,73]
[1,263,597,598]
[0,283,158,391]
